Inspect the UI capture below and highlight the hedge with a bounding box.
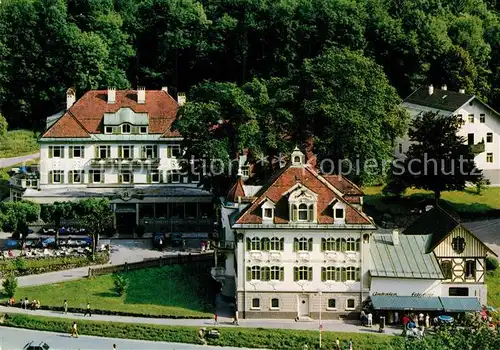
[1,313,399,349]
[0,252,109,277]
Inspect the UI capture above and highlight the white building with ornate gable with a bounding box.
[215,148,377,319]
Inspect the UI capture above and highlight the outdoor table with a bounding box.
[438,315,454,323]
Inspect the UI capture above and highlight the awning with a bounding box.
[371,295,443,311]
[440,297,481,312]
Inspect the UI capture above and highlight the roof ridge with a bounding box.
[67,110,91,135]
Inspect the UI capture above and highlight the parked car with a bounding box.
[152,232,166,249]
[23,342,50,350]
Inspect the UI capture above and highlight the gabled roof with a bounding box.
[404,86,473,112]
[42,90,180,138]
[403,206,497,255]
[234,162,373,226]
[322,175,364,196]
[43,112,91,138]
[226,177,246,203]
[370,232,444,279]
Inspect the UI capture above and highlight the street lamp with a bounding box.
[317,290,322,348]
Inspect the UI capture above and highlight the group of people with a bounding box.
[19,297,41,310]
[335,338,353,350]
[63,300,92,316]
[402,312,431,329]
[359,311,374,327]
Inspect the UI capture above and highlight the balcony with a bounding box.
[211,266,226,282]
[90,158,160,168]
[470,142,485,154]
[214,240,235,251]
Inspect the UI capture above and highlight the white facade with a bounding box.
[370,277,442,297]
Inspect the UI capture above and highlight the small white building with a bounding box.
[216,147,377,319]
[10,88,213,234]
[397,84,500,185]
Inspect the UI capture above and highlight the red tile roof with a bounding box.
[235,163,373,226]
[42,90,180,138]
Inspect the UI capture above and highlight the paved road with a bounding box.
[16,239,212,287]
[0,152,39,168]
[0,326,260,350]
[0,306,402,336]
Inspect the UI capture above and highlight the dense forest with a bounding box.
[1,0,499,129]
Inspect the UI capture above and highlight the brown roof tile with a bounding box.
[226,177,246,202]
[43,112,91,138]
[236,164,372,225]
[42,90,180,138]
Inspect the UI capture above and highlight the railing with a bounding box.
[140,218,214,225]
[88,252,213,277]
[90,158,160,168]
[214,240,235,250]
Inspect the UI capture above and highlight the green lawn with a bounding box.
[0,129,39,158]
[487,269,500,309]
[2,313,400,350]
[363,186,500,217]
[2,265,215,318]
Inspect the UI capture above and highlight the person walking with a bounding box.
[394,311,399,325]
[112,344,117,350]
[425,313,430,328]
[214,312,218,325]
[84,302,91,317]
[348,339,353,350]
[233,311,239,325]
[335,337,340,350]
[24,297,28,310]
[367,312,373,327]
[71,321,79,338]
[63,299,68,314]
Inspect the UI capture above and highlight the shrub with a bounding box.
[0,113,7,136]
[13,257,27,272]
[113,274,128,296]
[486,256,499,271]
[2,274,18,298]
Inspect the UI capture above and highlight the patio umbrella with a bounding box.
[42,237,56,247]
[5,240,18,249]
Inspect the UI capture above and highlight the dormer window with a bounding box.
[332,200,346,223]
[291,147,305,166]
[140,126,148,134]
[335,208,344,219]
[261,199,275,222]
[287,184,317,223]
[105,126,113,134]
[292,204,314,221]
[122,124,131,134]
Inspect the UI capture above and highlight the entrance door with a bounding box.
[298,295,309,317]
[116,213,136,236]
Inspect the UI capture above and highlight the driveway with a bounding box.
[0,152,40,168]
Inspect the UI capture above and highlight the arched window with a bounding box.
[294,156,301,163]
[250,237,261,251]
[346,266,356,281]
[451,237,466,254]
[441,260,452,279]
[298,204,308,221]
[251,266,261,280]
[321,238,336,251]
[270,266,284,281]
[298,237,309,251]
[270,237,284,251]
[122,123,131,134]
[294,266,312,281]
[346,238,356,251]
[291,204,298,221]
[321,266,337,281]
[465,260,475,279]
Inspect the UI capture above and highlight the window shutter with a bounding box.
[147,172,151,184]
[131,126,139,134]
[321,267,326,282]
[293,238,298,252]
[341,267,347,282]
[130,172,134,183]
[159,170,164,183]
[48,171,53,184]
[49,146,53,158]
[292,206,297,221]
[280,267,284,281]
[167,147,172,158]
[308,238,313,251]
[141,147,145,158]
[118,173,122,184]
[356,268,360,282]
[81,147,85,158]
[60,147,65,158]
[280,238,284,251]
[246,267,251,281]
[100,170,105,183]
[356,239,360,251]
[246,238,251,250]
[262,267,269,281]
[294,267,298,281]
[68,171,73,184]
[69,146,73,159]
[308,267,313,281]
[321,238,325,252]
[131,147,135,159]
[94,146,99,158]
[60,172,65,184]
[118,146,122,158]
[106,146,110,157]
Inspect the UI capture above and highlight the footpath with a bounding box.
[0,305,401,336]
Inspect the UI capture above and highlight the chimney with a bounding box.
[441,84,447,91]
[137,87,146,104]
[459,88,465,94]
[428,84,434,95]
[107,87,116,104]
[161,86,168,93]
[392,229,399,246]
[177,92,186,106]
[66,88,76,110]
